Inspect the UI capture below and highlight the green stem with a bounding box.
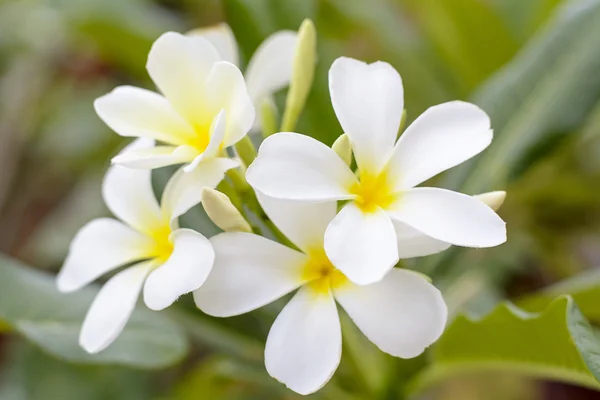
[234,135,257,168]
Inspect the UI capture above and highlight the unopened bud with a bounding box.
[475,191,506,211]
[202,188,252,233]
[332,134,352,166]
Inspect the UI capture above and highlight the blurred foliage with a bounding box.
[2,0,600,399]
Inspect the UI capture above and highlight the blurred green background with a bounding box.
[2,0,600,399]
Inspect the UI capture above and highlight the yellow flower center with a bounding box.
[350,169,398,213]
[186,121,212,153]
[145,224,174,263]
[301,249,349,295]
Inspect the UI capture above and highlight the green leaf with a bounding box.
[0,254,188,369]
[445,0,600,193]
[519,268,600,322]
[408,296,600,395]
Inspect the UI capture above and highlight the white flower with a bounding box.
[246,56,507,285]
[56,139,228,353]
[188,23,297,128]
[194,194,447,395]
[94,31,255,171]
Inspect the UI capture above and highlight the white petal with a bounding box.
[205,61,255,147]
[146,31,220,126]
[196,109,226,161]
[389,188,506,248]
[245,30,297,103]
[329,57,403,173]
[256,192,336,252]
[334,268,447,359]
[143,229,214,311]
[187,23,239,66]
[112,145,197,169]
[387,101,492,189]
[57,218,154,293]
[103,144,165,235]
[79,261,154,353]
[324,203,398,285]
[94,86,196,146]
[161,158,239,221]
[265,286,341,395]
[247,132,357,202]
[393,220,451,259]
[194,232,306,317]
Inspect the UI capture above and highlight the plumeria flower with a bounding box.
[188,23,297,129]
[194,194,446,395]
[247,57,507,285]
[94,31,254,172]
[56,139,222,353]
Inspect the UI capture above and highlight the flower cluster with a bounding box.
[57,22,506,395]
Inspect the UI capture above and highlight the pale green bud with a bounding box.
[202,188,252,233]
[260,97,279,138]
[332,134,352,166]
[280,19,317,132]
[475,191,506,211]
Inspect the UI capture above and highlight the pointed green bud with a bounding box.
[332,133,352,166]
[280,19,317,132]
[475,190,506,211]
[202,188,252,233]
[260,97,279,138]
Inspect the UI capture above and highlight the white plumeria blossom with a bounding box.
[194,194,447,395]
[188,23,297,129]
[247,56,507,286]
[56,139,225,354]
[94,31,255,171]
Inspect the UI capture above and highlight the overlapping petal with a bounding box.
[143,229,214,311]
[247,132,357,201]
[57,218,154,293]
[388,188,506,248]
[393,220,451,259]
[245,31,297,104]
[265,286,342,395]
[334,268,447,359]
[160,157,239,222]
[146,32,221,126]
[256,192,336,252]
[329,57,403,173]
[103,141,165,235]
[94,86,196,146]
[112,145,197,169]
[79,261,154,354]
[205,61,255,147]
[194,233,307,317]
[386,101,492,190]
[188,23,239,66]
[324,204,398,285]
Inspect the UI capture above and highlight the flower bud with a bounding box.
[202,188,252,233]
[332,134,352,166]
[475,191,506,211]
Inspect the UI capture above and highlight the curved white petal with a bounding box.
[94,86,195,146]
[57,218,154,293]
[256,192,336,252]
[324,203,398,285]
[112,145,197,170]
[79,261,154,353]
[387,101,492,190]
[329,57,403,173]
[393,220,451,259]
[146,31,220,126]
[247,132,357,202]
[265,286,341,395]
[161,158,239,221]
[205,61,255,147]
[103,142,165,235]
[194,232,306,317]
[334,268,447,359]
[196,108,226,162]
[245,30,297,103]
[388,188,506,248]
[143,229,214,311]
[187,23,239,66]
